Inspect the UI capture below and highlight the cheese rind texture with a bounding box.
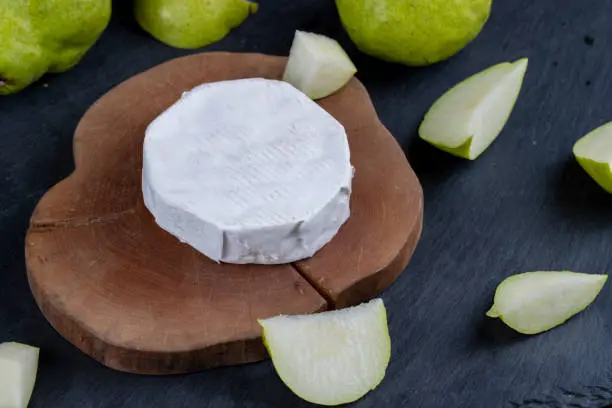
[142,78,353,264]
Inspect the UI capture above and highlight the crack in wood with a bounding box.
[29,208,137,231]
[290,263,336,310]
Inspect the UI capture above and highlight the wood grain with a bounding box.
[24,52,423,375]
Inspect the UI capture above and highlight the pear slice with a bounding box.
[283,30,357,100]
[573,122,612,193]
[419,58,528,160]
[487,271,608,335]
[0,342,40,408]
[259,298,390,406]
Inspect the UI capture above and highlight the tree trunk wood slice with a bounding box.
[25,52,424,375]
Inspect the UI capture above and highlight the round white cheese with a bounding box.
[142,78,353,264]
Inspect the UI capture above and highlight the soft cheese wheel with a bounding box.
[142,78,353,264]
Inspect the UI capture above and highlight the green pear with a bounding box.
[487,271,608,335]
[134,0,258,49]
[0,0,111,95]
[335,0,491,66]
[259,298,391,406]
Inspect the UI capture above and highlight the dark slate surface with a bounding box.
[2,0,612,407]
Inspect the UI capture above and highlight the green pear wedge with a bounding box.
[487,271,608,335]
[419,58,528,160]
[573,122,612,193]
[0,342,40,408]
[259,298,391,406]
[283,30,357,100]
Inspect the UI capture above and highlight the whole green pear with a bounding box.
[0,0,112,95]
[134,0,258,49]
[336,0,491,66]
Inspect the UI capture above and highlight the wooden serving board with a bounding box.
[24,52,423,375]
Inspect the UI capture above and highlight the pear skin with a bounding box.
[134,0,258,49]
[0,0,111,95]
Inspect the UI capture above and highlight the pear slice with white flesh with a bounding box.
[283,30,357,100]
[0,342,40,408]
[487,271,608,335]
[419,58,528,160]
[573,122,612,193]
[259,298,390,406]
